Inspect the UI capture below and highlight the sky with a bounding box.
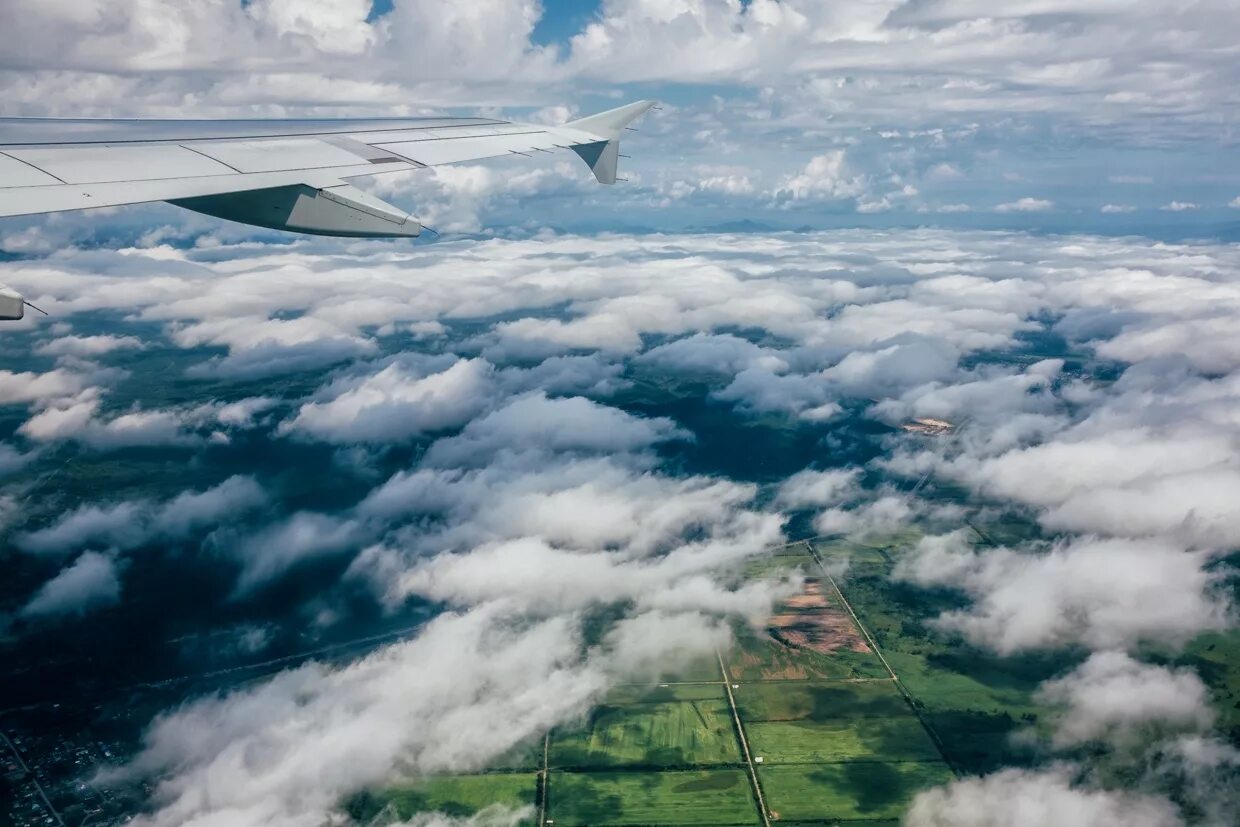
[2,3,1240,827]
[1,0,1239,237]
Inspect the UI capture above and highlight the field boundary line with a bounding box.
[537,731,550,826]
[717,651,771,827]
[804,541,961,778]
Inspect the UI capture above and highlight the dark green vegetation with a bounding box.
[352,532,1239,825]
[813,535,1075,775]
[746,717,942,764]
[759,762,954,822]
[345,773,538,823]
[548,770,757,826]
[552,699,741,767]
[732,680,909,721]
[1176,558,1240,746]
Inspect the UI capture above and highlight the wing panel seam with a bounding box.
[179,144,244,174]
[0,120,513,147]
[0,150,68,184]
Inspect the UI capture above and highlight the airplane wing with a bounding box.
[0,99,655,237]
[0,99,656,319]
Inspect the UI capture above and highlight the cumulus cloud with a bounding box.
[773,151,866,202]
[112,588,756,826]
[894,533,1229,653]
[7,227,1240,827]
[17,476,268,555]
[905,766,1184,827]
[231,511,365,595]
[282,357,496,444]
[1036,651,1214,748]
[995,197,1054,213]
[775,468,862,510]
[21,551,122,619]
[34,334,145,357]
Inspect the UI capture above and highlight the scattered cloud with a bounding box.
[995,197,1054,213]
[1036,651,1214,748]
[905,766,1183,827]
[21,551,122,619]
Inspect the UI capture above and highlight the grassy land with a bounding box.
[732,680,906,721]
[813,536,1080,774]
[746,717,944,764]
[603,682,727,704]
[548,769,757,826]
[759,762,954,822]
[360,527,1119,825]
[552,700,742,767]
[346,773,537,823]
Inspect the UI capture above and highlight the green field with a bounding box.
[346,773,537,823]
[552,699,741,767]
[357,530,1112,825]
[603,682,727,704]
[813,535,1078,774]
[759,762,954,822]
[732,680,906,721]
[548,770,757,826]
[746,717,943,764]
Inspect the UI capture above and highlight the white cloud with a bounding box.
[21,551,121,619]
[905,766,1184,827]
[231,512,364,595]
[1101,203,1136,213]
[1161,201,1199,211]
[8,227,1240,827]
[995,197,1054,213]
[775,469,862,509]
[1036,651,1214,748]
[282,358,496,444]
[774,151,866,202]
[894,533,1228,653]
[18,476,268,554]
[34,334,145,357]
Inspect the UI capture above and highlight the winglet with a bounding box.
[563,100,656,185]
[564,100,657,141]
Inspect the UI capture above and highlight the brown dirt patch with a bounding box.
[766,578,870,655]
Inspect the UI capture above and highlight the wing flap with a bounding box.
[377,131,562,166]
[0,163,403,218]
[191,138,378,174]
[0,153,63,187]
[3,144,235,184]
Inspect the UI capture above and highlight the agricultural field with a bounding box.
[551,697,741,767]
[759,762,955,822]
[746,716,943,764]
[345,773,538,823]
[548,770,757,826]
[355,530,1109,825]
[810,533,1077,774]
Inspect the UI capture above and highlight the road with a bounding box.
[805,540,960,777]
[1,729,65,827]
[716,651,771,827]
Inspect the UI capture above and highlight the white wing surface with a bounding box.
[0,100,656,238]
